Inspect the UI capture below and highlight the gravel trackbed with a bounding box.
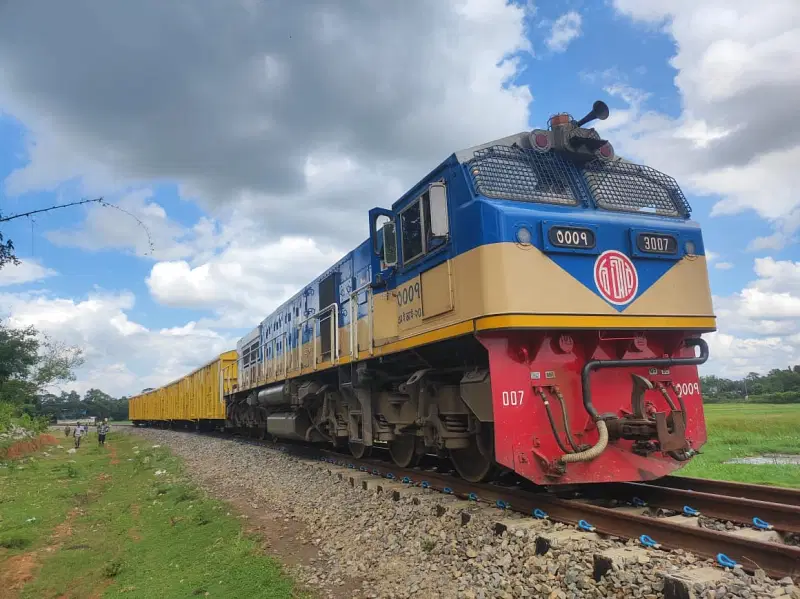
[129,428,798,599]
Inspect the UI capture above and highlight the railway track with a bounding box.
[137,426,800,582]
[312,451,800,581]
[595,480,800,535]
[646,475,800,507]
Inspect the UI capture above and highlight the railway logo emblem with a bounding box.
[593,250,638,305]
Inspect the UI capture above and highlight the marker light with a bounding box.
[684,240,696,256]
[516,227,532,246]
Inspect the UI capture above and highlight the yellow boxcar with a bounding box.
[128,351,238,422]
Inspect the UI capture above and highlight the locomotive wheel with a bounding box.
[449,427,495,483]
[389,435,424,468]
[349,441,371,459]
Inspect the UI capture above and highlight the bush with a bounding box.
[746,392,800,404]
[0,534,33,550]
[0,402,14,433]
[0,401,52,435]
[102,559,123,578]
[705,392,800,405]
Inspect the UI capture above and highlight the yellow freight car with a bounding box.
[129,351,238,426]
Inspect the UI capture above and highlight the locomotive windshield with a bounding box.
[468,144,691,217]
[468,146,579,206]
[582,160,690,217]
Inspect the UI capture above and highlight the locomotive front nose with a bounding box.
[478,329,709,485]
[574,338,708,466]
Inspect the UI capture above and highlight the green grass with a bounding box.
[677,403,800,488]
[0,433,305,598]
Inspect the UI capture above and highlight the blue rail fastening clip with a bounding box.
[386,473,395,480]
[683,505,700,517]
[443,487,453,494]
[717,554,737,569]
[532,508,548,520]
[495,500,509,510]
[468,493,478,502]
[632,497,647,508]
[421,481,430,489]
[753,517,773,530]
[578,520,595,532]
[402,476,412,484]
[639,535,660,549]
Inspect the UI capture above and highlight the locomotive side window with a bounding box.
[424,182,449,251]
[372,213,398,268]
[400,199,424,264]
[382,221,397,266]
[427,182,449,237]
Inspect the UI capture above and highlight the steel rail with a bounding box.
[646,476,800,507]
[316,450,800,581]
[594,482,800,534]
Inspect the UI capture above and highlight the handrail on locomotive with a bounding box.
[224,300,345,385]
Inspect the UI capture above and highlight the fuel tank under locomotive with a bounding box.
[242,383,325,442]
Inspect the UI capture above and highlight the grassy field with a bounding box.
[0,432,303,598]
[678,403,800,488]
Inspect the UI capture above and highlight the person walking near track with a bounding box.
[73,422,84,449]
[98,419,109,447]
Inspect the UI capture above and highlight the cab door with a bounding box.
[394,182,454,334]
[369,207,400,346]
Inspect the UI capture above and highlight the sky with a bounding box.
[0,0,799,398]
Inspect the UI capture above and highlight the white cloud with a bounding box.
[704,257,800,377]
[0,259,57,286]
[751,256,800,294]
[0,0,534,248]
[546,11,583,52]
[714,261,734,270]
[705,332,796,379]
[604,1,800,248]
[0,0,540,394]
[146,235,344,327]
[0,290,234,397]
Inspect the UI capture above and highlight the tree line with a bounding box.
[0,321,128,433]
[1,199,144,432]
[701,366,800,404]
